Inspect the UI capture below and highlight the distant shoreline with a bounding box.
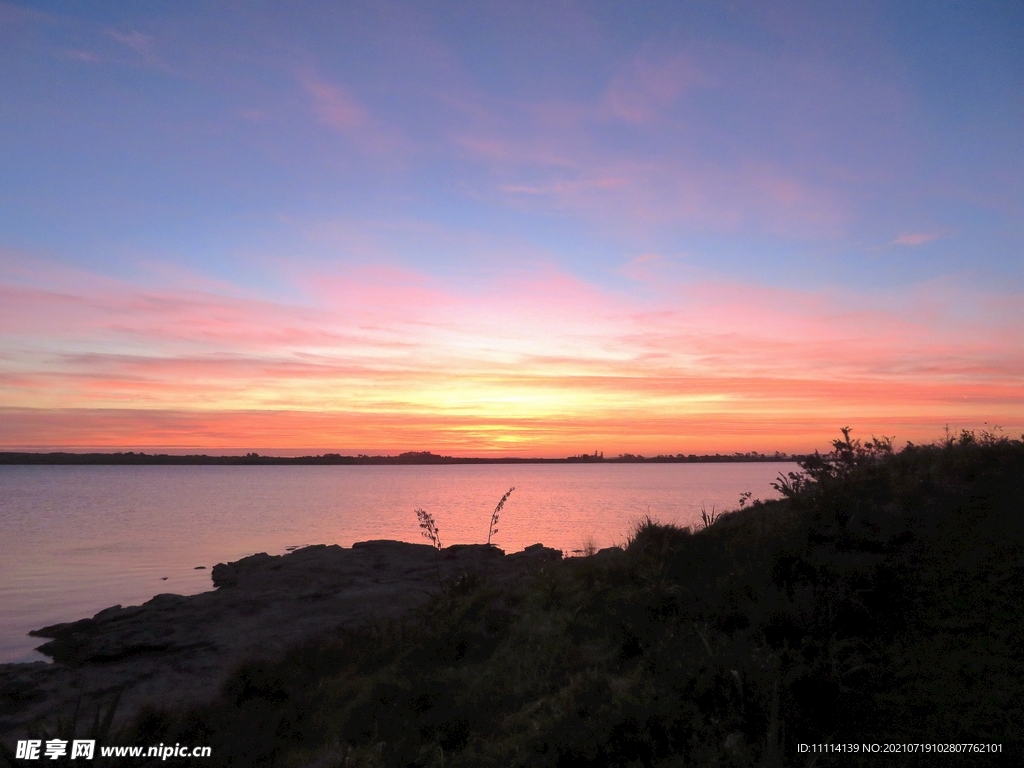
[0,450,801,466]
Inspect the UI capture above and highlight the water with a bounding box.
[0,462,795,663]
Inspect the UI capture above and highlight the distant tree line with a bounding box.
[0,449,800,466]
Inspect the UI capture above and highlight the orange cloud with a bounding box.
[1,258,1021,455]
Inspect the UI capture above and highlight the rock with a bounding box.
[0,541,561,740]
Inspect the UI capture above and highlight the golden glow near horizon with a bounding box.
[2,262,1021,455]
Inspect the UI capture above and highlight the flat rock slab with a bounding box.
[0,541,560,739]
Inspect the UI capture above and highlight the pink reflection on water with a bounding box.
[0,463,792,662]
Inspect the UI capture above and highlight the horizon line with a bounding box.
[0,448,802,465]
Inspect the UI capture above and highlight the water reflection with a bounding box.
[0,463,794,662]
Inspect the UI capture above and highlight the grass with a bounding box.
[487,487,514,546]
[699,505,720,529]
[571,534,598,557]
[27,430,1024,766]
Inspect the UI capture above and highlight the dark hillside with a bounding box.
[13,430,1019,767]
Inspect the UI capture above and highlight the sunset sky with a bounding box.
[1,1,1022,456]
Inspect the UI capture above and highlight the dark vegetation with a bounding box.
[0,451,795,466]
[9,430,1023,766]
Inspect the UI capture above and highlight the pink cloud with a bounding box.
[499,177,626,195]
[435,30,923,240]
[298,70,370,131]
[1,258,1021,453]
[105,29,152,56]
[296,69,412,157]
[618,252,671,282]
[894,231,947,246]
[601,54,705,124]
[448,78,848,237]
[487,157,846,237]
[102,27,177,74]
[453,134,575,169]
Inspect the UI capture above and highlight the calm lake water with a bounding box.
[0,462,795,663]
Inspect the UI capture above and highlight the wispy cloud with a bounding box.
[893,230,950,246]
[299,69,371,131]
[618,252,670,282]
[499,177,625,196]
[296,68,411,157]
[443,45,850,239]
[105,29,151,56]
[103,27,177,73]
[601,53,705,124]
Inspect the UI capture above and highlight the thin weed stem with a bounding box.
[486,487,514,546]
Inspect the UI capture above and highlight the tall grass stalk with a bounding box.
[486,487,514,546]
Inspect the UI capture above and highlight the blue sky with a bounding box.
[1,0,1021,454]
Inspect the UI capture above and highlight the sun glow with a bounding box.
[2,259,1021,456]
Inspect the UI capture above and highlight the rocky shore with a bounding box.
[0,540,561,739]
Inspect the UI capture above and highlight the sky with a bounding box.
[1,0,1022,456]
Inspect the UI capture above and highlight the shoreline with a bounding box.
[0,540,563,740]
